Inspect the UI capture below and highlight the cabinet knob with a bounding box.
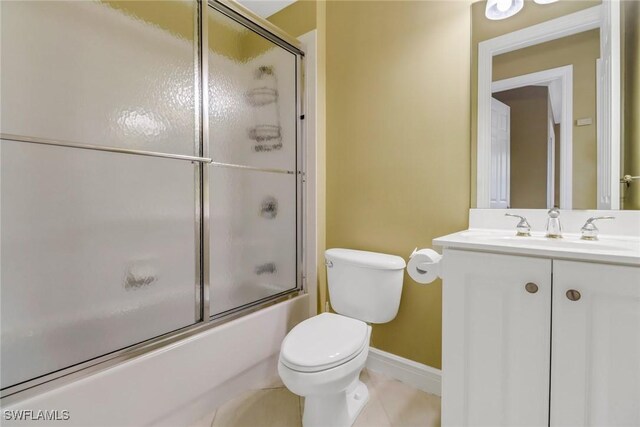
[525,282,538,294]
[566,289,581,301]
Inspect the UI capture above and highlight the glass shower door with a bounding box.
[0,0,304,395]
[207,5,301,316]
[0,0,199,389]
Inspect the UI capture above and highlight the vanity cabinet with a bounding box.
[442,249,640,427]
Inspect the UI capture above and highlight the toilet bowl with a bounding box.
[279,313,372,427]
[278,249,406,427]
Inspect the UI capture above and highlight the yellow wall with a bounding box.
[325,0,471,369]
[273,0,471,369]
[268,0,317,38]
[471,0,601,207]
[101,0,195,41]
[242,1,315,60]
[494,86,550,208]
[492,29,601,209]
[208,6,246,61]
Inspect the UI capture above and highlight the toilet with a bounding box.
[278,248,406,427]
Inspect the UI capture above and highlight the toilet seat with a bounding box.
[280,313,369,373]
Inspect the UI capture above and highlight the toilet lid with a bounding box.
[280,313,369,373]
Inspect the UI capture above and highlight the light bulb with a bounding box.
[485,0,523,20]
[496,0,513,12]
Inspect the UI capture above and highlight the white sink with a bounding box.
[434,229,640,265]
[458,230,639,251]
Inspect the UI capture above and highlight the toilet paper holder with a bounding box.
[408,247,443,284]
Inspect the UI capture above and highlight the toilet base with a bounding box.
[302,379,369,427]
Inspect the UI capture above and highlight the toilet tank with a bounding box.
[325,248,406,324]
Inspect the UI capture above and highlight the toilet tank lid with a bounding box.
[325,248,406,270]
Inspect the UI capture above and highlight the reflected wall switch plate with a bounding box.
[576,118,593,126]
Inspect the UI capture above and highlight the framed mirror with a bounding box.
[471,0,639,210]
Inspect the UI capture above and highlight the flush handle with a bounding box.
[566,289,581,301]
[525,282,538,294]
[325,260,333,268]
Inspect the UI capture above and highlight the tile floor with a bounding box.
[189,369,441,427]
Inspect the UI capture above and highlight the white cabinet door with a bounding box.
[442,249,552,427]
[551,261,640,426]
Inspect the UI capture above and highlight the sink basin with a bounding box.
[458,230,639,253]
[434,229,640,265]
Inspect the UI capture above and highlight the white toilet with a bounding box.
[278,248,406,427]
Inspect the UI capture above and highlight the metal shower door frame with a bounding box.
[1,0,306,402]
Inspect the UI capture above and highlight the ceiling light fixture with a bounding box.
[485,0,524,20]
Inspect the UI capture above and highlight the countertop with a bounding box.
[433,229,640,266]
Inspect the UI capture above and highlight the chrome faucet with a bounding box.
[505,213,531,237]
[546,208,562,239]
[580,216,615,240]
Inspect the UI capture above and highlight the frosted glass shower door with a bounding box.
[0,0,199,389]
[207,6,300,316]
[0,142,198,389]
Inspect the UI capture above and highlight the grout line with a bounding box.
[298,396,303,426]
[375,392,394,426]
[365,369,394,426]
[209,410,217,427]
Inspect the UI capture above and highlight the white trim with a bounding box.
[492,65,573,209]
[609,0,621,210]
[597,0,621,209]
[366,347,442,396]
[547,97,556,209]
[477,5,602,209]
[299,30,318,317]
[596,58,607,208]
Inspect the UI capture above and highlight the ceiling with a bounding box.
[236,0,296,18]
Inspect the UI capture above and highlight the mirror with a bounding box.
[472,0,639,210]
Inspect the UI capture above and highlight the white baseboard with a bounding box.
[366,347,441,396]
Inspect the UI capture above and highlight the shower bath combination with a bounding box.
[0,0,306,399]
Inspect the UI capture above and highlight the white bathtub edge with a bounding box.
[1,295,309,427]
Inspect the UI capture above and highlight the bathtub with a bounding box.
[1,295,310,427]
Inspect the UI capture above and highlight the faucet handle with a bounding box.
[581,216,615,240]
[505,213,531,237]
